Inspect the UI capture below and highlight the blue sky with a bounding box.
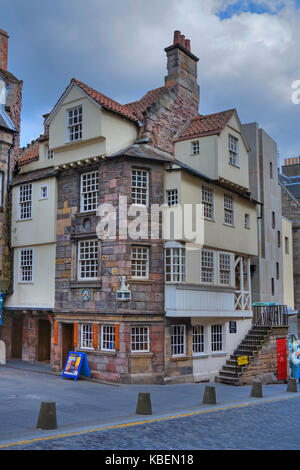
[1,0,300,165]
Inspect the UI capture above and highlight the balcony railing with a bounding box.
[235,291,251,311]
[252,304,288,327]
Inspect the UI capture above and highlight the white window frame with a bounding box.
[191,140,200,155]
[211,324,224,353]
[39,184,48,200]
[80,170,99,213]
[165,246,186,283]
[66,105,82,142]
[245,213,250,229]
[131,246,149,279]
[131,326,150,353]
[101,325,116,352]
[47,148,54,160]
[18,183,33,220]
[201,186,215,221]
[80,323,94,350]
[200,249,216,284]
[77,239,99,281]
[192,325,205,355]
[131,169,149,206]
[223,193,234,226]
[218,252,233,286]
[18,247,34,283]
[171,325,186,357]
[166,189,178,207]
[228,134,239,166]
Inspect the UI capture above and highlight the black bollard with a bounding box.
[250,380,263,398]
[136,392,152,415]
[36,401,57,430]
[287,378,298,393]
[203,385,216,405]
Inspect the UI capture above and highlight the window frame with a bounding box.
[201,185,215,221]
[218,251,233,286]
[171,324,186,357]
[18,183,33,221]
[223,193,234,227]
[80,323,94,350]
[39,184,48,200]
[228,134,239,167]
[211,324,224,353]
[131,168,149,206]
[80,170,99,213]
[166,189,178,207]
[192,325,205,355]
[77,239,99,281]
[191,140,200,155]
[165,245,186,283]
[200,249,216,285]
[18,247,34,284]
[101,324,116,352]
[66,105,83,142]
[131,246,149,280]
[131,326,150,353]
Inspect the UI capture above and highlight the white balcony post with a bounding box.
[247,258,251,309]
[240,257,244,310]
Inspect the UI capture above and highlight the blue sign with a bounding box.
[62,351,91,381]
[0,293,6,326]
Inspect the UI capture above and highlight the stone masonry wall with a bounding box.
[238,327,289,385]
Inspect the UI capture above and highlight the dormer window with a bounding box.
[228,135,239,166]
[67,105,82,142]
[191,140,200,155]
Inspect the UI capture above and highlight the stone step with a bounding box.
[215,375,239,385]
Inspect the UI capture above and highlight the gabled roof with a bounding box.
[175,109,236,142]
[45,78,139,126]
[125,86,166,121]
[18,142,39,166]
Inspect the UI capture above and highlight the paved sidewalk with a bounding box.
[0,361,299,447]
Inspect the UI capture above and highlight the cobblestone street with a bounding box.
[4,397,300,450]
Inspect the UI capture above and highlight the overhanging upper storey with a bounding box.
[174,109,251,192]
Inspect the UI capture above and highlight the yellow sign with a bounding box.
[238,356,248,366]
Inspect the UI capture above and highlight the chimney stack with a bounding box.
[164,30,199,106]
[0,29,9,71]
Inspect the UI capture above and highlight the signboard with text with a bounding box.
[62,351,91,381]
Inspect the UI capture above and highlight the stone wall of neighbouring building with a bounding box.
[238,327,289,385]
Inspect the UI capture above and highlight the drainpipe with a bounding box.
[5,130,17,296]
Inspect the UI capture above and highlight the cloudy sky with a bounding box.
[1,0,300,164]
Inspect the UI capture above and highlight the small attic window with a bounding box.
[67,105,82,142]
[229,135,239,166]
[191,140,200,155]
[47,148,54,160]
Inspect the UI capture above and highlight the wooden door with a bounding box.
[277,338,287,381]
[38,320,51,362]
[62,323,74,369]
[11,317,23,359]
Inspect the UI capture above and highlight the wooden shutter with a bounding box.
[93,324,98,349]
[53,321,58,346]
[115,324,120,351]
[73,323,78,348]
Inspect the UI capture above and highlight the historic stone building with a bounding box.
[0,28,22,339]
[1,30,292,385]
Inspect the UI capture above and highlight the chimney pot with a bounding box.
[185,39,191,52]
[173,30,181,45]
[180,34,185,46]
[0,29,9,71]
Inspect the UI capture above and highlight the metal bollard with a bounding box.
[36,401,57,430]
[250,380,263,398]
[203,385,216,405]
[136,392,152,415]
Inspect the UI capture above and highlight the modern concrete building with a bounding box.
[243,123,287,305]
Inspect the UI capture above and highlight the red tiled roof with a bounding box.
[175,109,236,142]
[18,142,39,166]
[71,78,139,123]
[125,87,166,121]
